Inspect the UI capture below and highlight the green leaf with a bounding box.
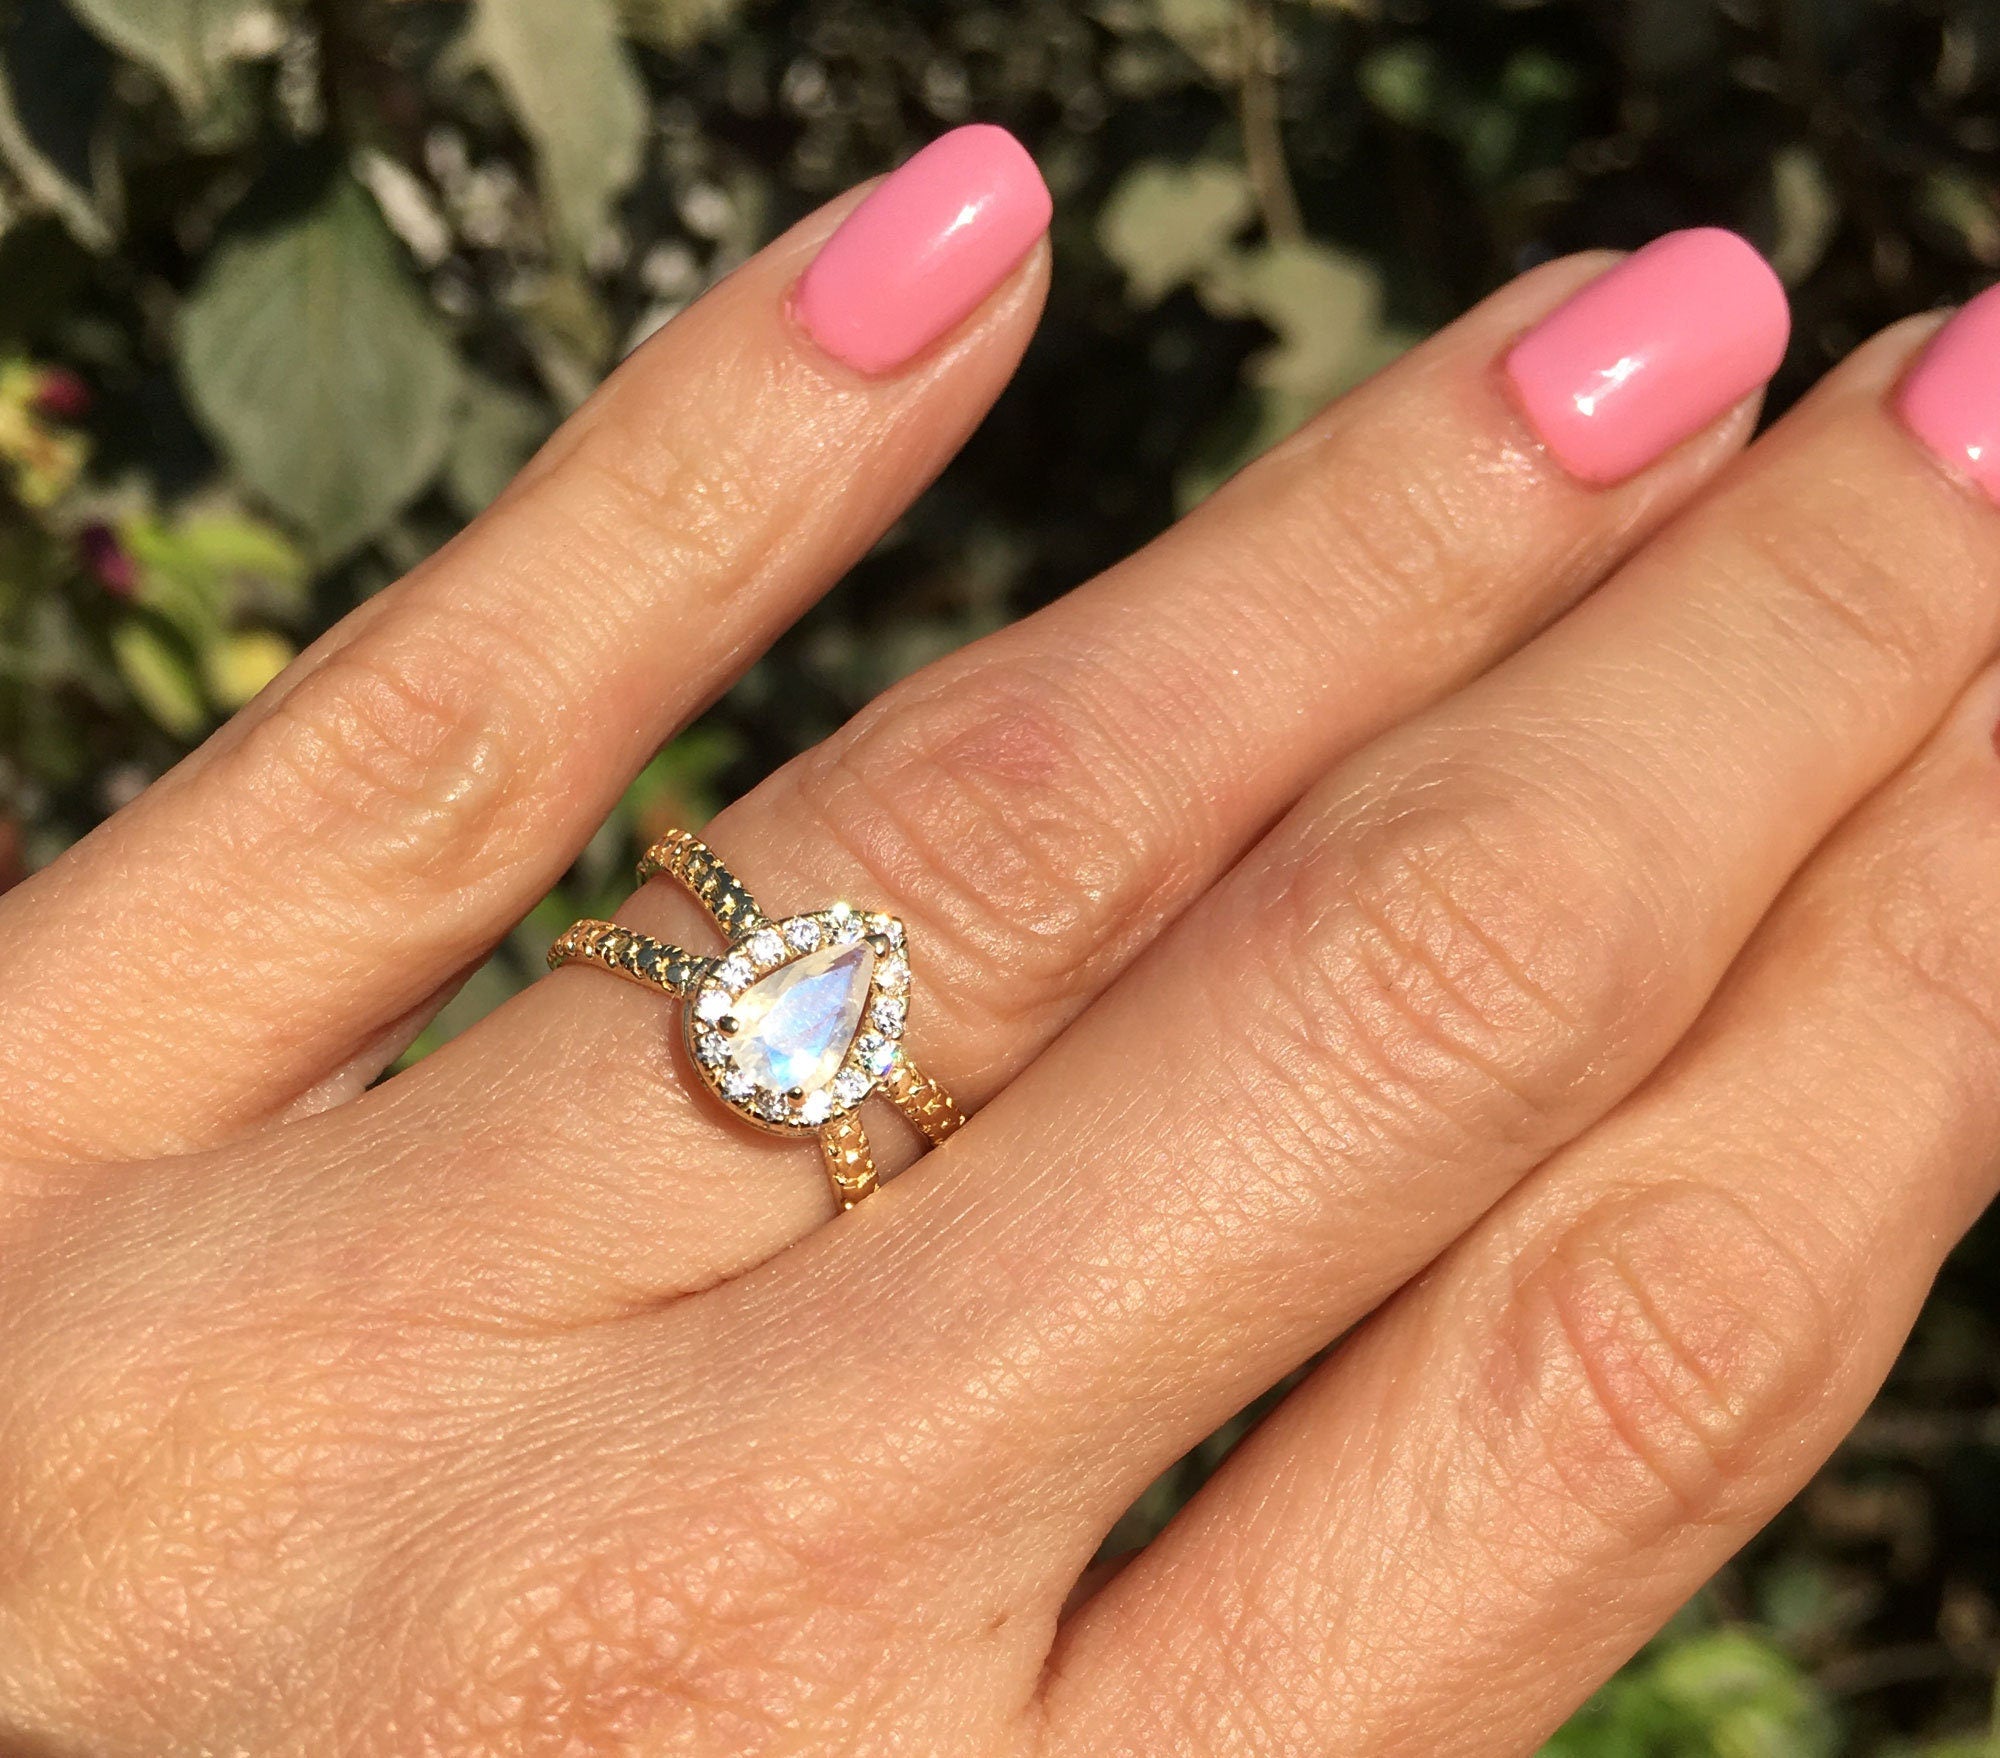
[112,620,207,738]
[1149,0,1240,78]
[472,0,647,257]
[203,628,293,709]
[618,0,743,51]
[0,0,117,249]
[1923,167,2000,268]
[1176,239,1413,506]
[443,373,552,517]
[625,725,743,830]
[1207,237,1391,404]
[1543,1630,1837,1758]
[1358,41,1439,128]
[1769,147,1839,285]
[1098,159,1256,305]
[178,176,465,559]
[126,509,308,643]
[63,0,280,113]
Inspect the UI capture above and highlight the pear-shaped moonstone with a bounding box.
[727,939,876,1096]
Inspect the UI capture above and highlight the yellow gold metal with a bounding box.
[881,1058,965,1145]
[548,829,960,1210]
[820,1112,878,1210]
[636,829,767,938]
[546,920,707,997]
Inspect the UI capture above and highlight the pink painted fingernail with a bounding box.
[793,124,1053,375]
[1897,285,2000,503]
[1504,228,1791,485]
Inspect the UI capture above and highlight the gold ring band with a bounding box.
[547,831,963,1209]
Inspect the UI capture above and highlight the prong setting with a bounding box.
[684,909,910,1136]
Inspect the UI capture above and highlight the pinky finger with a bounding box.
[1040,662,2000,1758]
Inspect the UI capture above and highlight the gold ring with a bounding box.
[547,830,964,1209]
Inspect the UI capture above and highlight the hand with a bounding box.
[4,125,1999,1758]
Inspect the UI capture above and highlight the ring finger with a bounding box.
[724,294,2000,1594]
[383,230,1787,1303]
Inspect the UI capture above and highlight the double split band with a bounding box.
[547,831,964,1209]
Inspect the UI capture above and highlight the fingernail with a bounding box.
[1504,228,1791,486]
[1897,285,2000,504]
[793,124,1053,376]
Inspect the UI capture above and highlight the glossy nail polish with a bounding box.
[1504,228,1791,486]
[793,124,1053,375]
[1897,284,2000,503]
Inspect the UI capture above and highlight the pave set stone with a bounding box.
[685,908,908,1132]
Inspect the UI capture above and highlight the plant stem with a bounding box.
[1240,0,1303,243]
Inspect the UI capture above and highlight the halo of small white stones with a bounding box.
[682,903,910,1135]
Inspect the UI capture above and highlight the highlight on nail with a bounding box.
[1503,228,1791,486]
[792,124,1054,376]
[1896,282,2000,505]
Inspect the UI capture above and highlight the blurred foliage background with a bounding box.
[0,0,1996,1750]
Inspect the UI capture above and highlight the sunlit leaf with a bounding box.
[1216,237,1396,404]
[1770,146,1839,285]
[64,0,283,114]
[111,619,206,737]
[618,0,743,51]
[1156,0,1240,76]
[0,0,116,249]
[1098,159,1255,305]
[1923,167,2000,267]
[1178,238,1412,505]
[472,0,647,257]
[203,628,293,709]
[178,175,464,558]
[1359,41,1438,127]
[126,509,308,643]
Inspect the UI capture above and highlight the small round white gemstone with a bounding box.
[870,995,905,1036]
[855,1032,896,1077]
[745,929,786,968]
[696,1032,730,1066]
[833,1068,870,1106]
[753,1088,790,1121]
[720,1069,754,1102]
[865,913,904,947]
[826,905,862,944]
[716,954,753,990]
[798,1089,832,1125]
[784,917,822,953]
[877,956,910,994]
[694,986,732,1023]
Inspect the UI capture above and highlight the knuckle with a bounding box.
[784,663,1186,1032]
[560,351,779,596]
[1243,424,1467,627]
[225,609,560,895]
[1491,1183,1843,1543]
[1231,782,1662,1174]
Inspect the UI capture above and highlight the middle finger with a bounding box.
[386,235,1783,1304]
[742,302,2000,1575]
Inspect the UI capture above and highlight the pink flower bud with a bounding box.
[32,367,91,422]
[79,522,137,598]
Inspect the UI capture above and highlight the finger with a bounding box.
[744,299,2000,1567]
[389,232,1786,1304]
[1039,659,2000,1758]
[0,126,1053,1162]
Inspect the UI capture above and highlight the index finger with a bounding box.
[0,126,1052,1163]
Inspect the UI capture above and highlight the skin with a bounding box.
[0,182,1996,1758]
